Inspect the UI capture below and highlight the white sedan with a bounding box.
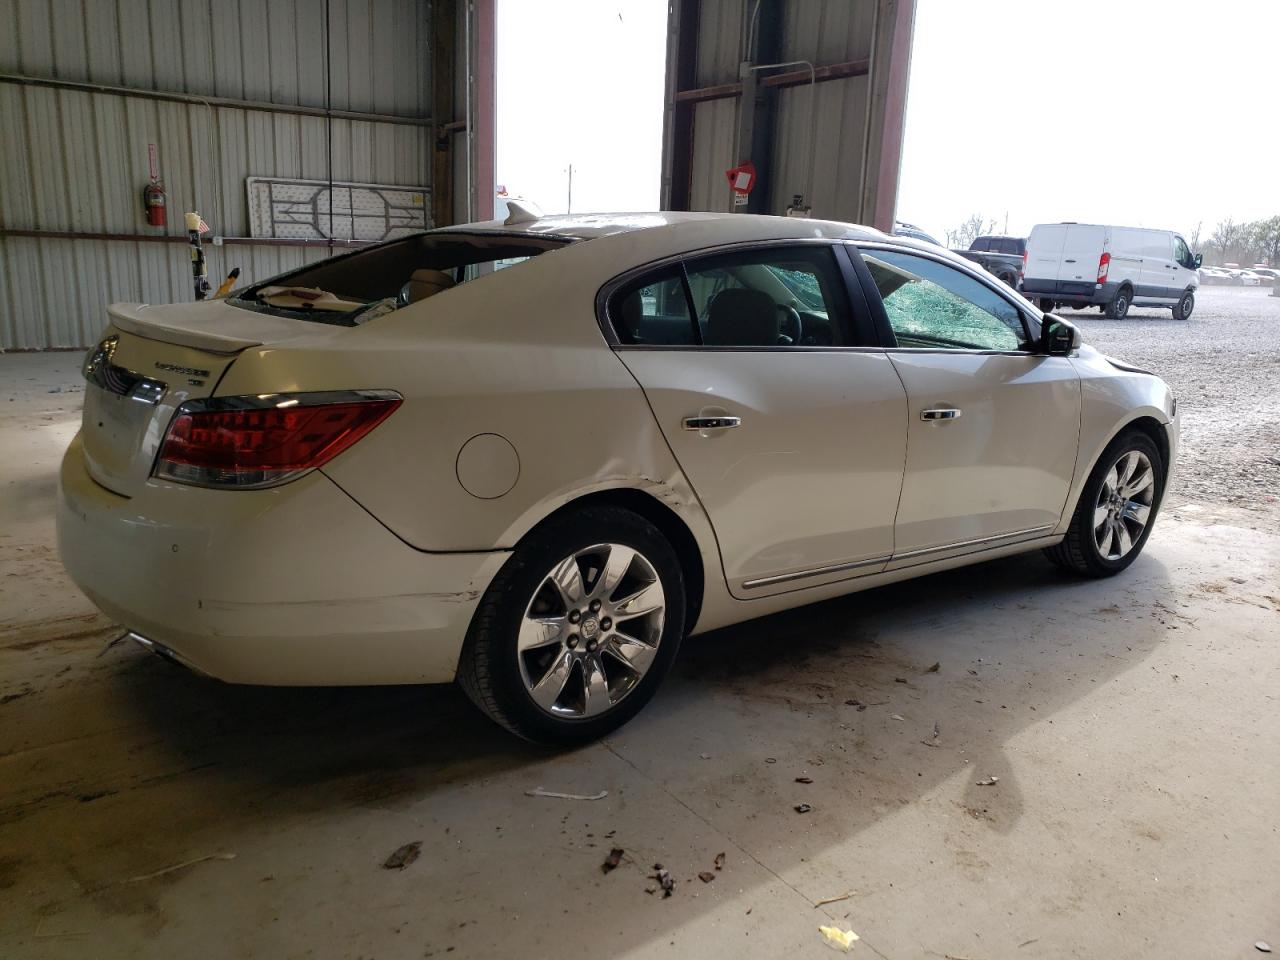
[58,211,1178,743]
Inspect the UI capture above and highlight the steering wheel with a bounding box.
[777,304,803,345]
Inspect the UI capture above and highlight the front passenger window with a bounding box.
[863,249,1027,352]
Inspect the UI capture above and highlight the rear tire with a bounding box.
[1044,429,1164,577]
[1173,289,1195,320]
[457,506,686,744]
[1039,298,1056,312]
[1104,287,1132,319]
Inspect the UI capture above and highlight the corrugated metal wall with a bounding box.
[667,0,910,227]
[0,0,432,350]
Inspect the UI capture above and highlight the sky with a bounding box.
[897,0,1280,244]
[495,0,668,214]
[496,0,1280,243]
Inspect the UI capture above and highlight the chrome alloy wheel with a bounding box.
[517,543,666,719]
[1093,450,1155,561]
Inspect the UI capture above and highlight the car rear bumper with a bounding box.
[57,433,510,685]
[1021,279,1120,305]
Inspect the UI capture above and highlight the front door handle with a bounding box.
[920,407,962,422]
[683,415,741,431]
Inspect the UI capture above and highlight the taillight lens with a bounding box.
[155,391,401,488]
[1097,252,1111,283]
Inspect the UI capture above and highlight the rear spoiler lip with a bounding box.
[107,302,264,355]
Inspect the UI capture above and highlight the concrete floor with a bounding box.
[1,352,1278,960]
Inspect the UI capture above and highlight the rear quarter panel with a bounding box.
[213,246,727,621]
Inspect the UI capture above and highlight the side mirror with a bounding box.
[1194,253,1203,268]
[1041,314,1082,356]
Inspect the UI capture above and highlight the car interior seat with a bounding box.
[400,268,457,304]
[704,288,779,346]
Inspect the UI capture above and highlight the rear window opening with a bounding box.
[231,231,570,325]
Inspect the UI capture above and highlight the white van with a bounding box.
[1022,223,1201,320]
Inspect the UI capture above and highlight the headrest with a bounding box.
[401,268,457,304]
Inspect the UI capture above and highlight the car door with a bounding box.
[852,244,1082,567]
[605,243,908,599]
[1137,230,1175,301]
[1171,235,1196,293]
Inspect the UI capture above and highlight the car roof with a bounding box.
[444,210,886,243]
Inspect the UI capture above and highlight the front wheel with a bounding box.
[1044,430,1164,577]
[1173,289,1195,320]
[457,506,685,744]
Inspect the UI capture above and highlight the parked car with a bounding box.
[1232,269,1262,286]
[1022,223,1201,320]
[956,234,1026,288]
[1198,267,1229,285]
[892,220,942,245]
[58,213,1178,743]
[1249,267,1279,283]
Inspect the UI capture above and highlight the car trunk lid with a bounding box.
[79,301,304,497]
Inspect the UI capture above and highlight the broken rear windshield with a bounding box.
[231,232,570,325]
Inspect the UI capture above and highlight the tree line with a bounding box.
[1192,217,1280,267]
[942,213,1280,267]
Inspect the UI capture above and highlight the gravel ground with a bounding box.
[1057,285,1280,528]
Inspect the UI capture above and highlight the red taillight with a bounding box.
[1097,251,1111,284]
[155,393,401,488]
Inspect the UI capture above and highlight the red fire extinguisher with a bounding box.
[143,180,167,227]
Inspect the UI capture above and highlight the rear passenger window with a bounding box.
[610,270,697,345]
[608,246,851,347]
[683,246,849,346]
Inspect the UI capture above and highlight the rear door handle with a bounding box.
[683,415,741,431]
[920,407,962,422]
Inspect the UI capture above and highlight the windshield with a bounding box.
[231,232,570,325]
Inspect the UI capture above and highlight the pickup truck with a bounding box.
[955,235,1026,289]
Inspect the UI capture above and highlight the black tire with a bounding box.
[1173,289,1195,320]
[997,271,1016,288]
[457,505,686,744]
[1043,429,1165,578]
[1039,298,1056,312]
[1104,287,1132,319]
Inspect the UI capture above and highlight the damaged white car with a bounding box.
[58,211,1178,743]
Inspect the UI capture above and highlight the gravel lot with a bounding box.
[1057,285,1280,528]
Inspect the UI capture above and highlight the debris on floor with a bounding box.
[890,714,905,721]
[814,892,852,908]
[115,852,236,886]
[926,662,941,672]
[1256,941,1272,953]
[698,871,715,883]
[818,925,860,950]
[714,852,725,871]
[975,776,1000,786]
[650,864,674,898]
[922,721,942,747]
[601,847,624,874]
[524,787,608,801]
[765,757,777,764]
[796,776,814,784]
[382,842,422,871]
[795,803,813,814]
